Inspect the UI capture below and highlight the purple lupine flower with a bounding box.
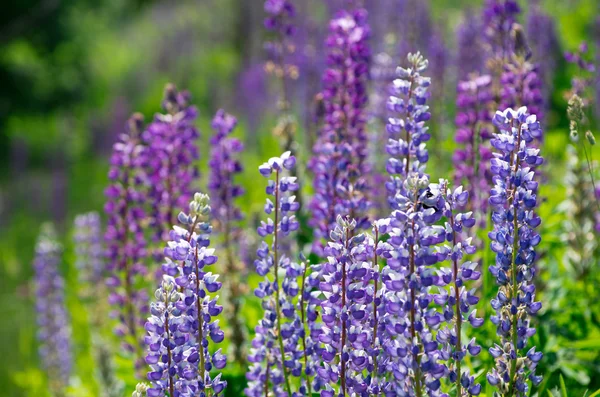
[385,52,431,205]
[526,1,559,114]
[34,224,72,394]
[144,276,191,397]
[432,181,483,396]
[453,74,494,223]
[208,109,246,366]
[209,110,244,229]
[104,113,149,367]
[500,50,545,127]
[299,254,324,395]
[378,54,449,393]
[428,31,448,106]
[487,107,543,395]
[308,8,372,255]
[147,193,227,396]
[142,84,200,245]
[376,173,447,396]
[457,9,486,80]
[236,62,271,139]
[482,0,521,61]
[74,212,104,288]
[314,216,378,396]
[396,0,433,58]
[264,0,296,64]
[246,151,303,397]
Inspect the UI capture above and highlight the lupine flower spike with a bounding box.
[309,8,372,255]
[143,84,200,247]
[453,74,494,225]
[145,193,227,396]
[104,113,149,369]
[379,51,447,395]
[385,51,431,204]
[208,109,247,366]
[487,107,543,396]
[432,181,483,396]
[246,151,304,396]
[34,224,73,396]
[315,215,377,397]
[377,174,447,396]
[74,212,104,289]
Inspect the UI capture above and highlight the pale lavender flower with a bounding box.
[34,224,72,395]
[487,107,544,394]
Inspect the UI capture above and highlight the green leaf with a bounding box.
[588,389,600,397]
[560,375,568,397]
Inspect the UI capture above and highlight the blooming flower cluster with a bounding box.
[143,84,200,244]
[500,54,544,127]
[74,212,104,288]
[378,53,445,394]
[315,216,378,396]
[145,193,227,396]
[309,8,372,255]
[453,74,494,221]
[456,9,485,80]
[34,224,72,395]
[246,151,304,396]
[487,107,543,395]
[208,109,247,365]
[264,0,296,65]
[385,51,431,204]
[482,0,520,61]
[104,113,150,365]
[208,110,244,229]
[377,173,447,396]
[29,2,576,396]
[434,181,482,396]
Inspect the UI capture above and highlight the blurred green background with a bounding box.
[1,0,599,396]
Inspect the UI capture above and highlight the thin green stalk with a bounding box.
[581,142,600,213]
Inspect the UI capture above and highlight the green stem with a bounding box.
[581,141,600,213]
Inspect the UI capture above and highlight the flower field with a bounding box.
[0,0,599,396]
